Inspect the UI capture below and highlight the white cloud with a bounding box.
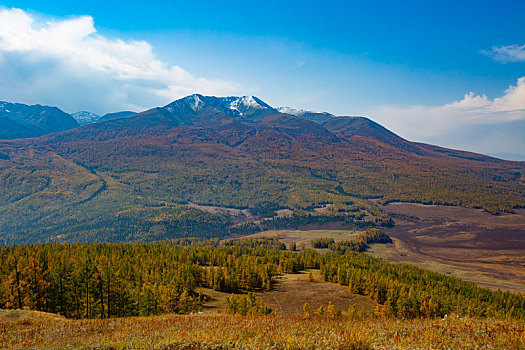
[371,77,525,155]
[486,44,525,63]
[0,8,240,113]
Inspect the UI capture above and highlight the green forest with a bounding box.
[1,237,523,320]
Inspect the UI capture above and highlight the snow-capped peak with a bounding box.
[71,111,101,126]
[187,94,204,111]
[178,94,204,111]
[228,96,267,114]
[164,94,275,120]
[166,94,205,114]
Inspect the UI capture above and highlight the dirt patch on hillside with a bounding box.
[186,202,255,224]
[235,229,363,249]
[256,270,375,316]
[374,202,525,293]
[198,270,375,316]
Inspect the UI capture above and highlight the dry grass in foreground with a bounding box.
[1,310,524,349]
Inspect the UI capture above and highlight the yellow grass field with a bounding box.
[1,309,524,349]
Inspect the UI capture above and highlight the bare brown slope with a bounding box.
[370,202,525,293]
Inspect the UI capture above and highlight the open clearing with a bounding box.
[231,228,364,249]
[198,269,375,316]
[372,202,525,293]
[255,270,375,316]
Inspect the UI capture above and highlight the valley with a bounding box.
[0,94,523,296]
[234,228,365,249]
[2,2,525,348]
[370,202,525,293]
[1,95,523,245]
[1,237,524,349]
[0,95,524,350]
[243,202,525,294]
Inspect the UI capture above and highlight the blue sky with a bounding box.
[0,1,524,158]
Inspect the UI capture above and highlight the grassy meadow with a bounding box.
[1,309,524,349]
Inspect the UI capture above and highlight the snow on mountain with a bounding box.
[71,111,101,125]
[218,96,272,117]
[184,94,205,111]
[277,106,307,116]
[165,94,205,115]
[278,106,334,122]
[229,96,267,111]
[163,94,276,121]
[201,95,273,116]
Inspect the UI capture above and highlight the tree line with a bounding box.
[0,238,523,320]
[0,240,303,318]
[320,252,525,319]
[311,228,392,253]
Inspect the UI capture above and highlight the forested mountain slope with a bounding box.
[0,95,523,244]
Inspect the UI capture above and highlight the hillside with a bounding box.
[2,239,524,319]
[1,239,524,349]
[0,101,79,139]
[0,95,523,244]
[3,310,524,349]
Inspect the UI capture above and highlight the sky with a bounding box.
[0,0,524,159]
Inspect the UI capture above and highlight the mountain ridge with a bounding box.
[1,96,521,164]
[0,101,79,139]
[100,111,137,121]
[0,94,523,244]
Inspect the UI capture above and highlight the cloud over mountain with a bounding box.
[0,8,240,114]
[371,77,525,157]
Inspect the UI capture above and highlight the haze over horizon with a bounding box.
[0,1,524,159]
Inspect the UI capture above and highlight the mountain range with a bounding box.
[71,110,137,126]
[0,101,138,139]
[0,101,79,139]
[0,95,523,244]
